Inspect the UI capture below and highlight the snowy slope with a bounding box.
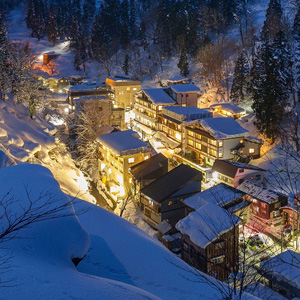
[0,164,161,300]
[0,99,94,202]
[76,201,258,300]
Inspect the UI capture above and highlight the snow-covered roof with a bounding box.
[261,250,300,290]
[176,202,241,248]
[199,117,249,140]
[212,160,265,178]
[69,84,103,92]
[237,181,285,204]
[143,88,175,105]
[163,106,210,116]
[170,84,200,93]
[97,129,149,156]
[244,136,264,144]
[184,183,245,211]
[210,103,245,114]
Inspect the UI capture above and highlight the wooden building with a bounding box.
[176,202,241,281]
[237,181,288,221]
[212,160,266,187]
[133,88,175,139]
[140,164,202,228]
[185,117,249,167]
[183,183,251,225]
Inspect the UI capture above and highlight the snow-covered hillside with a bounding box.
[0,164,257,300]
[0,99,94,202]
[0,164,161,300]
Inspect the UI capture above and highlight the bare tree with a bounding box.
[195,37,236,95]
[75,99,112,174]
[0,185,87,285]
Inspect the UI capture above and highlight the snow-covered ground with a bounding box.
[0,164,161,300]
[0,163,258,300]
[0,99,94,202]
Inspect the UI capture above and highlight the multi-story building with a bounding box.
[97,130,151,199]
[106,75,141,109]
[210,103,246,119]
[140,164,202,228]
[237,181,288,221]
[133,88,175,139]
[68,84,112,112]
[166,84,201,107]
[176,202,241,281]
[212,160,266,187]
[157,106,212,147]
[185,117,250,167]
[111,107,125,130]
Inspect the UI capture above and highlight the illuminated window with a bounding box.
[133,88,137,91]
[249,148,255,154]
[144,155,149,160]
[188,140,194,146]
[219,141,223,147]
[175,133,181,140]
[219,152,223,158]
[129,178,133,183]
[196,142,201,149]
[126,87,131,92]
[168,201,173,206]
[128,157,135,163]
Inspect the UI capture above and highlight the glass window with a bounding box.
[239,169,244,173]
[249,148,255,154]
[128,157,135,163]
[219,141,223,147]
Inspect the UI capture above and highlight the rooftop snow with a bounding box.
[184,183,245,210]
[143,88,175,105]
[97,129,149,155]
[261,250,300,290]
[170,84,200,93]
[69,84,100,92]
[210,103,245,114]
[163,106,211,116]
[212,160,265,178]
[199,117,249,139]
[176,202,241,248]
[237,181,285,204]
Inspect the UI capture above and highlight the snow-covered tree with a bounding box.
[177,48,189,77]
[0,15,9,100]
[293,5,300,102]
[249,28,292,143]
[75,100,112,172]
[123,54,130,75]
[230,52,249,103]
[47,6,59,46]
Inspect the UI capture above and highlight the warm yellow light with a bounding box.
[175,133,181,140]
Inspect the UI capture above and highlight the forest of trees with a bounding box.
[0,0,299,144]
[22,0,242,71]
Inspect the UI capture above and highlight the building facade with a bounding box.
[97,130,151,199]
[106,75,141,109]
[133,88,175,139]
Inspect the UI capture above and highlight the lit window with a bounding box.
[168,201,173,206]
[175,133,181,140]
[128,157,135,163]
[144,155,149,160]
[219,152,223,158]
[133,88,137,91]
[196,143,201,150]
[249,148,255,154]
[126,87,131,92]
[129,178,133,183]
[219,141,223,147]
[188,140,194,146]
